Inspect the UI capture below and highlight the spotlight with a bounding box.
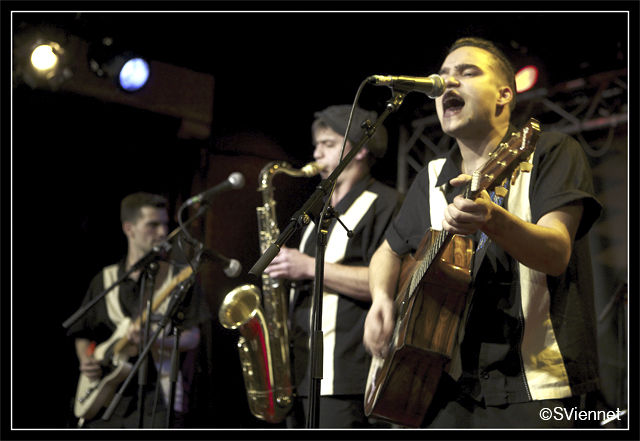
[14,29,73,90]
[515,65,539,93]
[88,37,150,92]
[30,42,61,72]
[118,57,150,92]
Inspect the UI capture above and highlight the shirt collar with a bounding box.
[334,174,373,214]
[117,256,139,283]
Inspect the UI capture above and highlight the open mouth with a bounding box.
[442,92,465,115]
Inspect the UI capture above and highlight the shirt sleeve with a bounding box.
[66,271,111,341]
[359,185,403,263]
[385,166,432,255]
[529,132,602,239]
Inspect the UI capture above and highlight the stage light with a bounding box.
[515,65,539,93]
[30,43,60,72]
[14,28,72,90]
[88,37,151,92]
[118,57,150,91]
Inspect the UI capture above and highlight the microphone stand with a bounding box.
[307,207,353,428]
[137,261,159,428]
[248,92,406,427]
[166,314,185,428]
[102,268,197,426]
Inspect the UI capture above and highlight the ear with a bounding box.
[497,86,514,107]
[122,221,134,239]
[355,147,370,161]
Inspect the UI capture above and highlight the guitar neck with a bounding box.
[112,265,194,354]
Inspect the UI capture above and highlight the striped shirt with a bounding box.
[290,176,402,396]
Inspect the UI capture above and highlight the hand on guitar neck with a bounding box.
[442,173,494,236]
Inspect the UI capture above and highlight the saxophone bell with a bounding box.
[219,160,321,424]
[218,284,261,330]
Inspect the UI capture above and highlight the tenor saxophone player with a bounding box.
[264,105,403,428]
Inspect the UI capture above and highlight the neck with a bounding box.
[126,246,144,271]
[331,181,351,207]
[330,167,367,206]
[457,122,510,175]
[126,248,169,283]
[125,248,144,280]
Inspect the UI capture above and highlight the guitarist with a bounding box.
[67,192,209,428]
[363,37,603,428]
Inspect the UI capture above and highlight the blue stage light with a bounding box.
[118,57,150,92]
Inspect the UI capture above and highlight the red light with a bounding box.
[515,65,539,92]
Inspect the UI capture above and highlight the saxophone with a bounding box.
[218,160,322,423]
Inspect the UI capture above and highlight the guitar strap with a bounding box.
[472,178,511,277]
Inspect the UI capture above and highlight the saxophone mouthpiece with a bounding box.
[302,162,324,176]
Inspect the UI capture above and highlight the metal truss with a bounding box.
[396,68,628,193]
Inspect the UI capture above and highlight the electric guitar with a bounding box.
[364,118,541,427]
[73,265,194,420]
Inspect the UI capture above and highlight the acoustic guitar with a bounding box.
[364,118,541,427]
[74,265,194,420]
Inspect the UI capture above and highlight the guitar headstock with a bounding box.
[468,118,541,198]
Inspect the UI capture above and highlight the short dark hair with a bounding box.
[312,104,388,160]
[448,37,517,111]
[120,192,168,223]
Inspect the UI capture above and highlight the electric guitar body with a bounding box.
[74,318,134,420]
[73,265,194,419]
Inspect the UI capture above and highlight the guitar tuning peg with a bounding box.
[510,161,534,186]
[494,186,508,198]
[519,162,533,173]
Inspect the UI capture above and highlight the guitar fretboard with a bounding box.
[401,230,452,317]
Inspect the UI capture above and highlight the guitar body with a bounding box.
[74,318,135,419]
[364,230,474,427]
[72,265,195,420]
[74,357,132,420]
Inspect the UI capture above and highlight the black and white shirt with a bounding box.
[386,128,602,406]
[289,176,402,396]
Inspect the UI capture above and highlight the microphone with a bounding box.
[201,248,243,278]
[368,73,445,98]
[185,172,245,206]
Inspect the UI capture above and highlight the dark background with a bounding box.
[4,3,636,439]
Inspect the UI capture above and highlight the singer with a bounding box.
[66,192,211,428]
[363,37,602,428]
[264,105,403,428]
